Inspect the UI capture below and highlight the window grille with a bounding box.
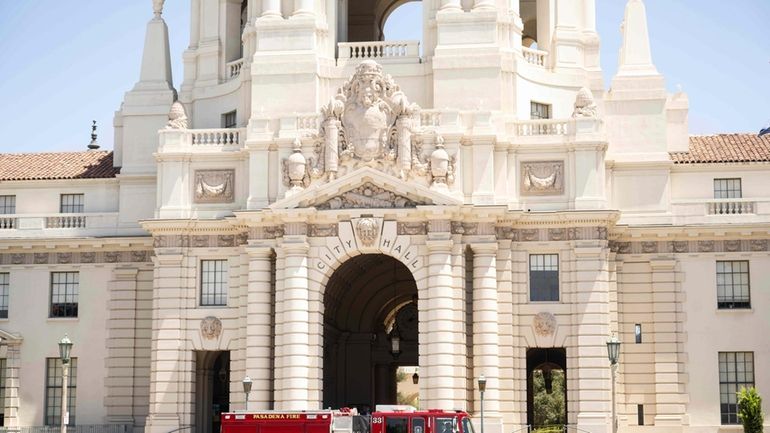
[530,254,559,302]
[50,272,79,318]
[201,260,228,306]
[719,352,754,424]
[0,196,15,214]
[0,273,8,319]
[60,194,84,214]
[0,358,6,426]
[716,261,750,309]
[713,178,742,199]
[530,102,552,120]
[45,357,77,426]
[222,111,237,129]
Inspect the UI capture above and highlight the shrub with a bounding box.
[737,387,764,433]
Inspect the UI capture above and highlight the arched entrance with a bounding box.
[323,254,419,412]
[526,348,567,429]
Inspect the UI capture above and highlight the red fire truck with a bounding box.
[220,405,476,433]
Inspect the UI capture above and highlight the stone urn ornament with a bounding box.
[430,135,450,186]
[286,138,307,193]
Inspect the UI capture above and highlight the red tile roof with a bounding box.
[671,134,770,164]
[0,151,119,181]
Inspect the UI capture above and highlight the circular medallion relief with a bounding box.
[533,312,557,337]
[200,316,223,340]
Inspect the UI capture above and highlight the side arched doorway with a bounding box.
[527,348,567,429]
[323,254,419,412]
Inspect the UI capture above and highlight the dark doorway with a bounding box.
[527,348,567,429]
[195,351,230,433]
[323,254,418,412]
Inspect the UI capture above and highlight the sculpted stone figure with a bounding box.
[311,60,425,182]
[152,0,165,17]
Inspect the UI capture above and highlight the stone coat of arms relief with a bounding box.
[282,60,456,195]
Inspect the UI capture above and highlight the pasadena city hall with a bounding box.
[0,0,768,432]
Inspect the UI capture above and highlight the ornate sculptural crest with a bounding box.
[282,60,457,196]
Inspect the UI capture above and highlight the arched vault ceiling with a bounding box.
[324,254,417,333]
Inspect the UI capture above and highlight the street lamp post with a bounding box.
[242,376,252,412]
[478,374,487,433]
[58,335,73,433]
[606,335,621,433]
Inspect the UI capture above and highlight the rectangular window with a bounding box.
[45,358,77,426]
[714,178,742,199]
[59,194,84,214]
[0,196,15,214]
[530,101,552,120]
[385,417,407,433]
[635,324,642,344]
[0,273,8,319]
[50,272,79,318]
[530,254,559,302]
[201,260,228,306]
[716,261,750,309]
[222,110,237,129]
[719,352,754,425]
[0,358,6,426]
[637,404,644,426]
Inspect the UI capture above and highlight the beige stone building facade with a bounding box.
[0,1,768,433]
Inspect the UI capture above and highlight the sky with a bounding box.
[0,0,767,154]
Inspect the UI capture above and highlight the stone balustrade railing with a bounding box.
[707,199,755,215]
[226,58,244,80]
[514,119,570,136]
[0,213,121,236]
[522,46,548,67]
[297,114,320,131]
[420,110,441,127]
[46,215,88,229]
[338,40,420,63]
[0,217,16,230]
[190,128,244,146]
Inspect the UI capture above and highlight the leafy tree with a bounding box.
[397,391,419,407]
[738,387,764,433]
[533,369,566,429]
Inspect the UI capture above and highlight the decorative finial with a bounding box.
[153,0,165,18]
[88,120,100,150]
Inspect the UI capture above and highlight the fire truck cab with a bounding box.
[369,406,475,433]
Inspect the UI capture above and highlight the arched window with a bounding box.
[382,1,422,42]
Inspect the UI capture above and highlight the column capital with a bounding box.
[245,245,274,258]
[278,238,309,255]
[470,242,498,255]
[425,239,453,252]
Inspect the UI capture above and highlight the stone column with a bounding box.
[245,246,275,409]
[650,259,686,426]
[292,0,314,18]
[274,236,311,410]
[106,267,140,425]
[190,0,201,48]
[261,0,282,19]
[424,235,465,410]
[145,252,190,433]
[571,244,612,432]
[473,0,495,11]
[471,243,501,420]
[440,0,462,12]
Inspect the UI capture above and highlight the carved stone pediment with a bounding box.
[317,182,424,210]
[270,166,462,210]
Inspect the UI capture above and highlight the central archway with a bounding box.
[323,254,419,412]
